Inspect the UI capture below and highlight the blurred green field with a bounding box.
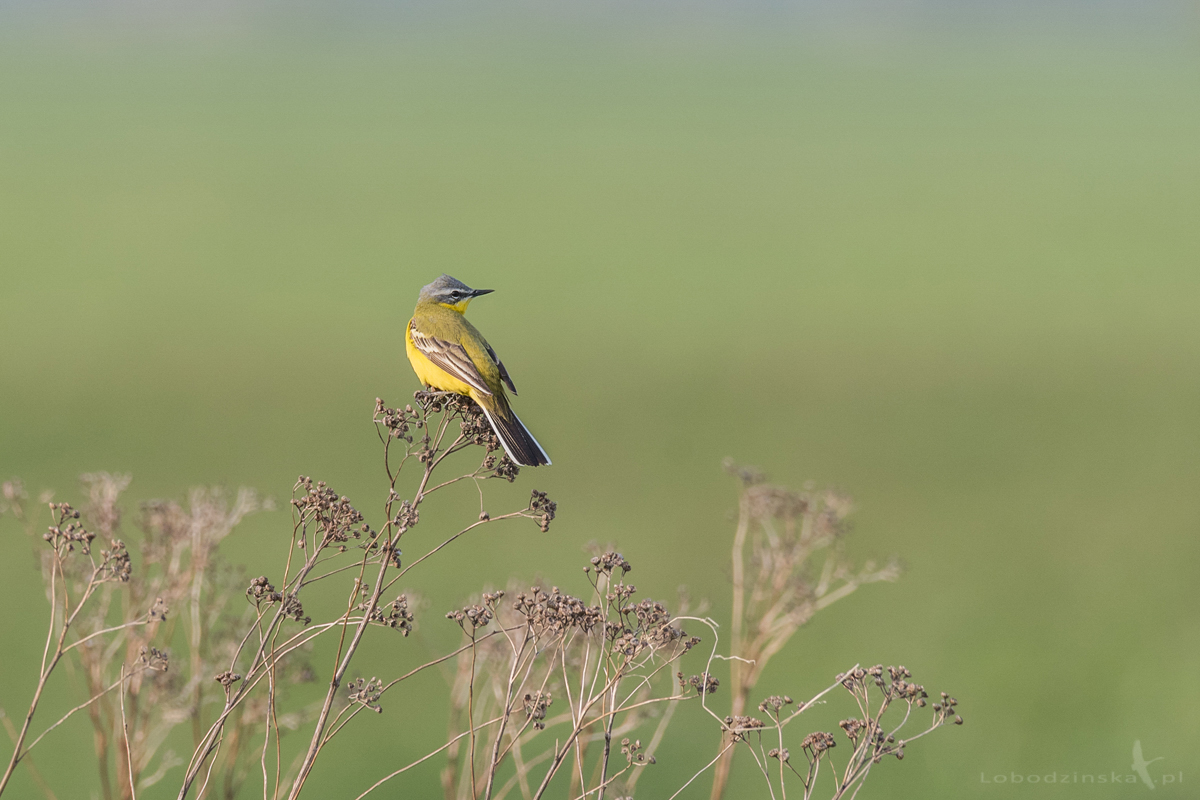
[2,4,1199,798]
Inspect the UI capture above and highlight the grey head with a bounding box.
[418,274,494,306]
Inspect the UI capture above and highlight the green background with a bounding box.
[2,2,1198,797]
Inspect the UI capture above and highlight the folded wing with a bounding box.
[408,322,493,397]
[484,341,518,395]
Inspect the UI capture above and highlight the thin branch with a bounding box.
[0,709,58,800]
[352,715,505,800]
[669,741,737,800]
[63,617,149,654]
[119,667,136,800]
[24,667,148,754]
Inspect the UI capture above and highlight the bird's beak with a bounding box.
[470,288,495,298]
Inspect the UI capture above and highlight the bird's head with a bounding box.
[418,274,494,314]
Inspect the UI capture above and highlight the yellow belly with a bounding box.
[405,322,474,395]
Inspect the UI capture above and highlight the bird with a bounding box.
[1131,740,1162,790]
[405,274,551,467]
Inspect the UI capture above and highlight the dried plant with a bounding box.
[0,396,960,800]
[700,662,962,800]
[0,474,276,800]
[710,462,902,799]
[175,393,555,800]
[433,555,700,800]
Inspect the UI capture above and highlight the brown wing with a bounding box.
[484,341,518,395]
[409,322,493,397]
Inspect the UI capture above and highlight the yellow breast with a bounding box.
[405,321,475,396]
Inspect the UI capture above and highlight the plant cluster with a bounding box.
[0,394,960,800]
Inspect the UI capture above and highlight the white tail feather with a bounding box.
[512,409,552,465]
[477,404,552,467]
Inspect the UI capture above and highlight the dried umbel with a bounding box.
[759,695,794,717]
[836,664,940,714]
[371,594,415,635]
[838,717,876,742]
[347,677,384,713]
[492,455,520,482]
[454,398,503,453]
[522,690,552,730]
[801,731,837,756]
[214,670,242,689]
[413,389,477,418]
[447,590,506,633]
[621,738,655,766]
[447,602,493,633]
[609,598,696,658]
[281,595,311,625]
[767,665,964,784]
[374,397,423,442]
[683,672,720,697]
[512,585,605,638]
[292,477,371,550]
[138,646,170,672]
[247,575,282,604]
[97,538,132,583]
[43,502,95,555]
[724,714,767,738]
[391,498,419,533]
[148,596,169,622]
[589,550,631,576]
[528,490,556,530]
[933,691,964,726]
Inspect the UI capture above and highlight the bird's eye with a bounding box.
[451,291,462,299]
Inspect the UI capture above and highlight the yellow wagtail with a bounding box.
[405,274,551,467]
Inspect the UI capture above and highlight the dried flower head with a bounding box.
[621,738,655,766]
[374,398,423,442]
[138,646,170,672]
[98,539,132,583]
[801,731,837,757]
[214,671,242,689]
[724,714,766,739]
[282,595,311,625]
[292,477,367,551]
[758,695,794,716]
[347,676,384,713]
[148,596,169,622]
[589,551,631,576]
[527,490,556,531]
[370,594,415,636]
[44,502,94,556]
[493,456,520,482]
[687,672,719,697]
[392,499,419,533]
[447,602,494,633]
[247,575,283,604]
[512,586,604,638]
[522,691,552,730]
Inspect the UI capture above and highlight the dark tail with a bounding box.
[477,399,551,467]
